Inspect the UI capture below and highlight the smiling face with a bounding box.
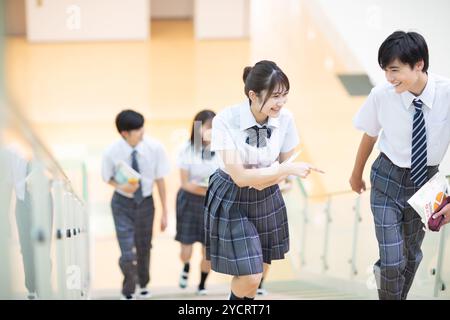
[250,84,289,118]
[384,58,425,94]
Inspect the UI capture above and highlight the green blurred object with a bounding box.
[0,0,11,299]
[0,0,5,100]
[337,73,374,96]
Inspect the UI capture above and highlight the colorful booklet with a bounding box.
[407,172,449,232]
[114,160,141,185]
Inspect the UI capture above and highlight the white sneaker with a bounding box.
[27,292,38,300]
[196,288,208,296]
[179,271,188,289]
[256,288,268,296]
[138,288,152,299]
[120,294,136,300]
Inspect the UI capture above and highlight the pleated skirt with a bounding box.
[205,169,290,276]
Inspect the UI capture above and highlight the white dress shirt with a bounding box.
[211,100,300,173]
[353,73,450,167]
[176,141,220,184]
[101,135,170,198]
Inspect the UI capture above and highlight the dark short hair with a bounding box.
[378,31,429,72]
[115,110,144,133]
[243,60,290,110]
[190,109,216,151]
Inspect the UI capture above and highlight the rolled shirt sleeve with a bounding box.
[154,143,171,179]
[280,112,300,153]
[101,150,115,183]
[353,88,382,137]
[176,143,192,170]
[210,116,237,151]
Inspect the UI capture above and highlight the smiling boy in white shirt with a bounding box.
[350,31,450,300]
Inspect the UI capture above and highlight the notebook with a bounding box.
[114,161,141,185]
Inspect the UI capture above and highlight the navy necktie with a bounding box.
[410,98,428,187]
[245,125,272,148]
[131,150,144,204]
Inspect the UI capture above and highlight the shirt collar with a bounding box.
[120,137,144,156]
[401,73,435,110]
[239,100,280,131]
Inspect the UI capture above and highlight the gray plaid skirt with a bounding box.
[175,189,207,245]
[205,169,290,276]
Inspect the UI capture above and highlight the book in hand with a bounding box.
[429,195,448,232]
[114,160,141,185]
[407,172,448,232]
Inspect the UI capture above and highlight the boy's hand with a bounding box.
[432,203,450,227]
[160,210,168,232]
[349,175,366,194]
[119,183,139,194]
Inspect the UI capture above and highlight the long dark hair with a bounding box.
[243,60,290,111]
[190,109,216,153]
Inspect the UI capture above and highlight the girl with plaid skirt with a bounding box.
[205,60,323,300]
[175,110,220,296]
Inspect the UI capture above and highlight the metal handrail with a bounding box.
[2,106,90,298]
[300,174,450,200]
[308,188,372,199]
[4,99,84,204]
[293,175,448,298]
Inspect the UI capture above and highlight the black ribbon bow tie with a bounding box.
[201,147,215,160]
[245,125,272,148]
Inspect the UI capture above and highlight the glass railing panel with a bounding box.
[286,176,449,299]
[322,193,364,280]
[0,102,89,300]
[349,191,379,288]
[438,229,450,298]
[0,131,55,299]
[282,181,305,271]
[409,225,442,297]
[284,182,326,273]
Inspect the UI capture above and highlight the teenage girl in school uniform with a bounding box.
[205,60,323,300]
[175,110,219,296]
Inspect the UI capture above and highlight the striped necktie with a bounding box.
[410,98,428,187]
[131,150,144,204]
